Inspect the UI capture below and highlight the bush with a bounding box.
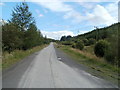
[88,38,96,45]
[94,40,109,57]
[105,43,118,64]
[72,43,76,48]
[105,50,115,63]
[76,40,84,50]
[62,41,73,46]
[82,39,88,46]
[82,38,96,46]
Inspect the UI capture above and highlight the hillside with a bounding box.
[75,23,119,41]
[58,23,119,84]
[60,23,119,66]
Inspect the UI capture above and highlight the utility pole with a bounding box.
[94,26,99,41]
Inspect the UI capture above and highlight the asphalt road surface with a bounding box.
[2,43,118,88]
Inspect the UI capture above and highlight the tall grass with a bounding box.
[57,45,119,84]
[2,44,47,69]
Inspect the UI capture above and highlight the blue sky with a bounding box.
[0,0,118,40]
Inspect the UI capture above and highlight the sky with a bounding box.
[0,0,119,40]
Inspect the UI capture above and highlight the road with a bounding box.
[3,43,118,88]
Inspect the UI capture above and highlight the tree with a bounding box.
[87,38,96,46]
[2,2,45,52]
[60,36,66,41]
[10,2,34,31]
[2,23,23,53]
[76,40,84,50]
[94,40,109,57]
[66,35,72,41]
[23,23,44,50]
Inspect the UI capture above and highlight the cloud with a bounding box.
[78,30,90,35]
[78,2,96,9]
[52,24,70,28]
[30,0,119,2]
[86,4,117,26]
[35,9,44,17]
[36,0,73,12]
[35,0,84,23]
[0,3,5,6]
[64,10,83,23]
[39,14,44,17]
[41,30,74,40]
[105,2,118,20]
[34,0,118,32]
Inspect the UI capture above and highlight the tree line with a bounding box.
[60,23,119,66]
[2,2,51,53]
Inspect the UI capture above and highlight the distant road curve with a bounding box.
[3,43,118,88]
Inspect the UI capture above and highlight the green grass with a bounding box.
[57,44,119,85]
[2,44,48,69]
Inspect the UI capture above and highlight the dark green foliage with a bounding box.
[82,38,96,46]
[2,2,49,53]
[60,23,119,66]
[104,23,118,64]
[82,39,88,46]
[10,2,34,31]
[87,38,96,45]
[66,35,72,41]
[105,50,115,63]
[94,40,109,57]
[60,36,66,41]
[72,43,76,48]
[60,35,72,41]
[118,23,120,67]
[76,40,84,50]
[2,23,23,53]
[61,41,73,46]
[23,23,43,50]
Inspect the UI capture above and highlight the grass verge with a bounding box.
[2,44,48,69]
[56,44,119,85]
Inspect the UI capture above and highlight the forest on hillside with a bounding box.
[60,22,119,66]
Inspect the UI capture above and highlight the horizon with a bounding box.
[1,0,118,40]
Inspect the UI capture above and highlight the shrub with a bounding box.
[88,38,96,45]
[72,43,76,48]
[105,43,118,64]
[83,38,96,46]
[82,39,88,46]
[105,50,115,63]
[76,40,84,50]
[62,41,73,46]
[94,40,109,57]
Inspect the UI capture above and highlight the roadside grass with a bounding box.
[2,44,48,69]
[83,45,94,54]
[56,44,119,85]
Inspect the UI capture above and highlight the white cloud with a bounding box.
[35,9,44,17]
[78,30,90,35]
[78,2,96,9]
[0,3,5,6]
[105,2,118,20]
[85,5,117,26]
[34,0,118,35]
[52,24,70,28]
[35,0,84,23]
[39,14,44,17]
[64,10,83,23]
[29,0,119,2]
[36,0,73,12]
[41,30,74,40]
